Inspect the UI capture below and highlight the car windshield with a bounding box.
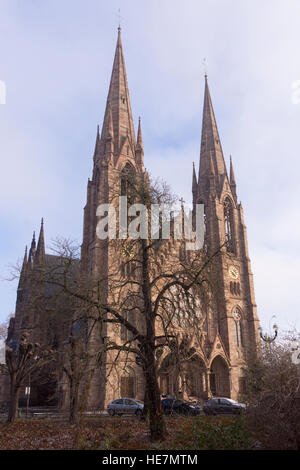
[225,398,238,404]
[134,400,144,405]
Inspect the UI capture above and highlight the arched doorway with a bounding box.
[210,355,230,397]
[159,352,207,400]
[184,356,207,400]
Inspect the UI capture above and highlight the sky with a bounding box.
[0,0,299,334]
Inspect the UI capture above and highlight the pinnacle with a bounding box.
[36,218,45,265]
[137,116,143,149]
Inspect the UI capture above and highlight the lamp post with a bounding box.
[25,379,31,418]
[258,322,278,345]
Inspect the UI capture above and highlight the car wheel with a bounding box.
[108,409,115,417]
[135,409,142,418]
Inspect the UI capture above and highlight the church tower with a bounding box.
[81,28,145,408]
[193,76,261,398]
[81,27,144,276]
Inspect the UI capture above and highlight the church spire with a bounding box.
[93,125,101,160]
[229,155,236,185]
[27,231,36,268]
[19,245,28,285]
[135,116,144,167]
[137,116,143,149]
[35,218,45,265]
[192,162,197,193]
[100,27,136,156]
[229,156,237,202]
[198,76,227,196]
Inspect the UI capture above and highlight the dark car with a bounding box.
[161,398,201,416]
[203,397,246,415]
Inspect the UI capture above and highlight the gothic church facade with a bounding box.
[0,28,260,408]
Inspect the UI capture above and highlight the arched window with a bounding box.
[197,199,207,252]
[120,310,135,341]
[224,197,234,253]
[233,309,243,347]
[120,367,136,398]
[120,263,125,277]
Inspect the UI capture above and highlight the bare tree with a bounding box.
[5,332,55,423]
[0,313,14,341]
[241,329,300,449]
[37,171,222,441]
[62,315,99,424]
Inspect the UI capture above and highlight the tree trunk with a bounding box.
[144,343,166,441]
[7,374,20,423]
[69,377,79,424]
[143,386,150,421]
[140,238,167,441]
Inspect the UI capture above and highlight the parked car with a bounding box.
[203,397,246,415]
[161,398,201,416]
[107,398,144,417]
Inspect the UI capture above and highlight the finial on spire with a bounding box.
[117,8,122,30]
[202,58,208,79]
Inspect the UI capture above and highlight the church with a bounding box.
[0,28,260,409]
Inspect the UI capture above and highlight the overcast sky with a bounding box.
[0,0,299,334]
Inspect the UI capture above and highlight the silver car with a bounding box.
[107,398,144,417]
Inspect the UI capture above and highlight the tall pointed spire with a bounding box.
[93,125,101,160]
[192,162,197,193]
[137,116,143,149]
[27,231,36,268]
[229,155,236,185]
[100,28,136,156]
[229,156,237,202]
[36,218,45,265]
[19,246,28,285]
[135,116,144,166]
[198,76,227,195]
